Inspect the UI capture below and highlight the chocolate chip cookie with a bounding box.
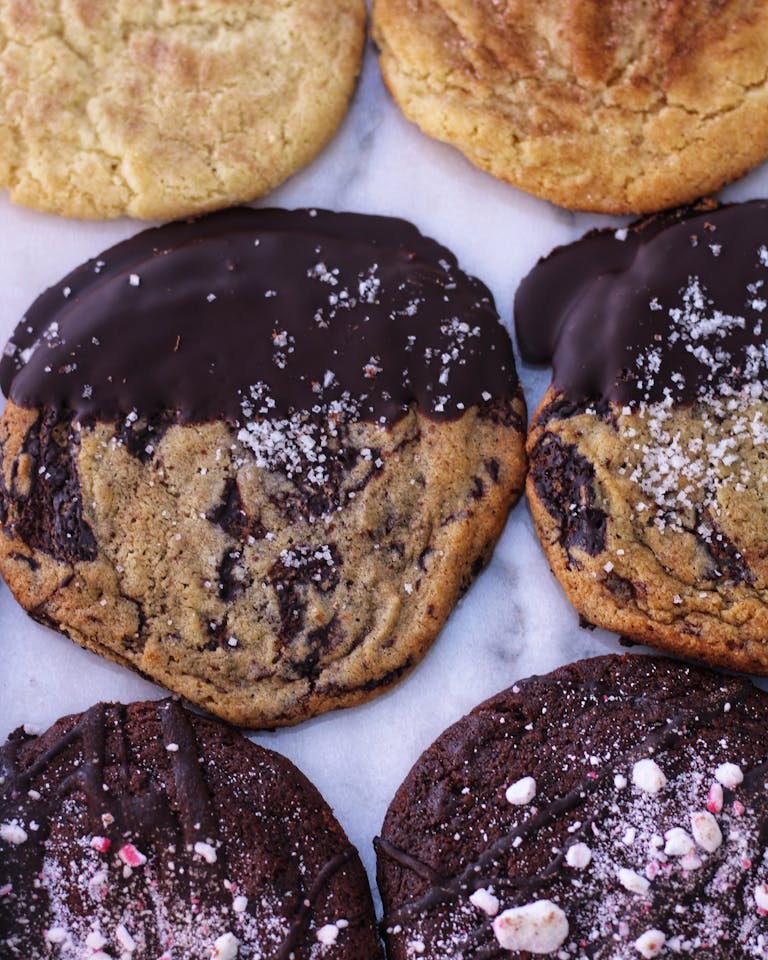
[0,207,527,728]
[519,199,768,674]
[0,698,381,959]
[377,654,768,958]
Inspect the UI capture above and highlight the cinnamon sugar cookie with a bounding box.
[0,208,526,728]
[0,0,365,219]
[373,0,768,213]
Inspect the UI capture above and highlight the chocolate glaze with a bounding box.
[515,200,768,405]
[1,208,517,424]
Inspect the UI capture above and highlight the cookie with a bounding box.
[0,1,365,219]
[518,199,768,675]
[0,698,382,959]
[377,653,768,959]
[372,0,768,214]
[0,207,527,728]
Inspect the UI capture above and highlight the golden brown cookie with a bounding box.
[518,199,768,674]
[0,0,365,219]
[372,0,768,213]
[0,208,527,728]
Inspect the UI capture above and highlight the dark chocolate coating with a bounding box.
[515,200,768,405]
[377,654,768,959]
[0,700,382,959]
[0,208,517,424]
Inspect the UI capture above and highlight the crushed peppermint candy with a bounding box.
[492,900,569,953]
[505,776,537,806]
[632,759,667,795]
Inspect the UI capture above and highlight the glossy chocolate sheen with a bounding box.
[0,208,517,424]
[515,200,768,405]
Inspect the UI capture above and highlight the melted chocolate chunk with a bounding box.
[1,208,517,425]
[5,410,97,564]
[515,200,768,405]
[268,544,342,643]
[529,432,607,558]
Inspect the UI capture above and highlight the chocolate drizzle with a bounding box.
[515,200,768,406]
[1,208,517,426]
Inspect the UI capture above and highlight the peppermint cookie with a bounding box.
[377,654,768,959]
[0,698,382,959]
[0,1,365,219]
[519,199,768,674]
[0,207,526,728]
[372,0,768,213]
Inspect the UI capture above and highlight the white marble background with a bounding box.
[2,35,768,908]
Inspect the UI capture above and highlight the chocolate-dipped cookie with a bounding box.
[0,698,381,959]
[0,208,526,728]
[519,199,768,674]
[377,654,768,958]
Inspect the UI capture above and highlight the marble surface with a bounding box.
[3,35,768,910]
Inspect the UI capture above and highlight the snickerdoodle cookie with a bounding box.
[0,0,365,219]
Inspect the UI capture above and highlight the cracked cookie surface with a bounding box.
[372,0,768,213]
[519,200,768,674]
[0,698,382,959]
[377,654,768,958]
[0,0,365,219]
[0,208,526,728]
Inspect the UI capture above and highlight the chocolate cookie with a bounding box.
[372,0,768,214]
[0,0,365,219]
[519,199,768,674]
[377,654,768,958]
[0,698,381,959]
[0,207,526,728]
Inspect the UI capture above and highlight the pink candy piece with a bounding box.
[118,843,147,867]
[90,836,111,853]
[733,800,746,817]
[0,884,12,897]
[706,783,724,814]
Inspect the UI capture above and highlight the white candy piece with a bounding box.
[116,924,137,952]
[194,841,218,864]
[316,924,339,945]
[492,900,569,954]
[45,928,67,944]
[715,763,744,790]
[469,887,500,916]
[565,843,592,870]
[635,929,666,958]
[232,896,248,914]
[755,884,768,911]
[614,774,628,790]
[86,931,108,950]
[664,828,695,858]
[505,776,537,806]
[0,822,28,845]
[691,811,722,852]
[618,868,650,896]
[632,759,667,795]
[211,932,239,960]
